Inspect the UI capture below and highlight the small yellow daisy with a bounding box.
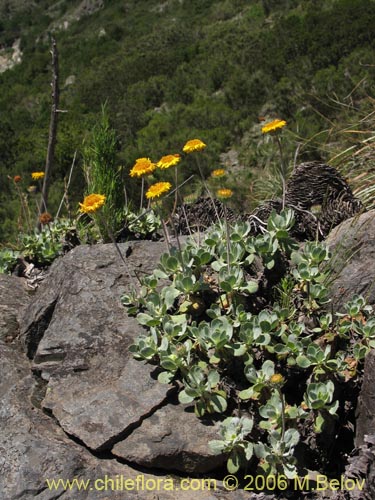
[211,169,226,178]
[146,182,172,200]
[31,171,45,180]
[130,158,156,177]
[157,154,181,169]
[182,139,206,154]
[216,188,233,199]
[79,194,106,214]
[261,119,287,134]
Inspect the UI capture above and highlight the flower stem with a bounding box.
[277,387,286,443]
[224,204,231,273]
[276,135,287,210]
[196,157,223,229]
[140,177,144,211]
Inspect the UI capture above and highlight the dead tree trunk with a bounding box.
[38,36,59,224]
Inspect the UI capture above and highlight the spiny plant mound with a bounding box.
[123,209,373,481]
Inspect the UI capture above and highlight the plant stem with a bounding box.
[277,387,286,442]
[55,150,77,220]
[172,165,179,218]
[196,157,223,229]
[140,176,144,211]
[15,184,32,233]
[276,135,287,210]
[224,204,231,273]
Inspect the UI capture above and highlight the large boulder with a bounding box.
[19,241,227,474]
[1,253,259,500]
[1,344,244,500]
[112,401,226,473]
[326,210,375,312]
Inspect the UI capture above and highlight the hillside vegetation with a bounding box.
[1,0,375,242]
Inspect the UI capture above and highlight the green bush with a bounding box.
[124,209,374,477]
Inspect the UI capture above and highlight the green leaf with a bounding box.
[137,313,156,325]
[314,412,325,433]
[210,393,227,413]
[158,371,175,384]
[243,442,254,460]
[254,442,267,459]
[220,280,233,293]
[162,286,181,309]
[178,390,195,404]
[227,451,241,473]
[242,280,258,294]
[239,387,254,400]
[195,400,206,417]
[296,355,311,368]
[208,440,226,455]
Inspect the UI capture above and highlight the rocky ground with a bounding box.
[1,210,375,499]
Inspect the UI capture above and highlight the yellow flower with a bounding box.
[130,158,156,177]
[216,188,233,199]
[269,373,285,386]
[31,171,45,180]
[146,182,172,200]
[79,193,106,214]
[211,168,226,178]
[261,119,287,134]
[182,139,206,154]
[157,154,181,169]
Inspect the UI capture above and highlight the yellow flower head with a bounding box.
[130,158,156,177]
[157,154,181,169]
[79,193,106,214]
[216,188,233,199]
[182,139,206,154]
[211,168,226,178]
[269,373,285,386]
[261,119,287,134]
[31,171,45,180]
[146,182,172,200]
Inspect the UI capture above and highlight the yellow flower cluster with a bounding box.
[79,193,106,214]
[31,171,45,180]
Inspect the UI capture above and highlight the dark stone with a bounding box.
[0,274,30,344]
[112,402,226,473]
[325,210,375,312]
[355,351,375,447]
[20,242,173,452]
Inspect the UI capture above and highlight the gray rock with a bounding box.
[1,344,239,500]
[355,350,375,447]
[42,357,171,451]
[113,402,226,473]
[20,242,173,452]
[0,274,30,344]
[325,210,375,312]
